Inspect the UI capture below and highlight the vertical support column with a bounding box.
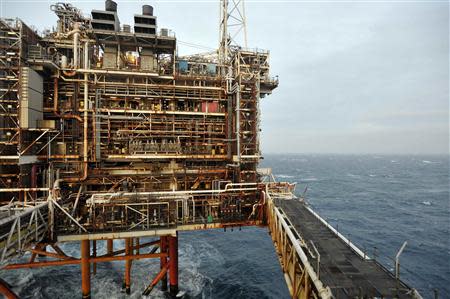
[81,240,91,299]
[168,234,178,297]
[107,239,113,255]
[124,238,132,294]
[160,236,168,291]
[135,238,140,255]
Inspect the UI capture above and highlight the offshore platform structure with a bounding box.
[0,0,277,297]
[0,1,423,298]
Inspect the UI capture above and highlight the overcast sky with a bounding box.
[2,0,448,154]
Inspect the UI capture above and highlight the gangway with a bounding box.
[265,183,422,298]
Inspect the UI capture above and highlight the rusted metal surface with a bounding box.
[81,239,90,299]
[169,234,179,296]
[0,277,19,299]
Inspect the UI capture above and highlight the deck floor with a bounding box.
[274,198,415,298]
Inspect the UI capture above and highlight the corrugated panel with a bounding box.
[19,67,43,128]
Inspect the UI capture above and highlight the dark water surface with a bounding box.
[261,154,449,298]
[1,154,448,298]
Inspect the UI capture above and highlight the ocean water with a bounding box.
[1,154,448,298]
[261,154,450,298]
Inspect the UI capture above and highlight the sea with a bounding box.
[0,154,448,299]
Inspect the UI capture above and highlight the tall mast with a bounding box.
[219,0,248,66]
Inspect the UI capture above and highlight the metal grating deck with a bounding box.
[274,198,416,298]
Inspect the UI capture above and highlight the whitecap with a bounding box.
[422,201,432,206]
[422,160,440,164]
[276,174,294,178]
[347,173,361,178]
[368,174,377,177]
[301,177,318,182]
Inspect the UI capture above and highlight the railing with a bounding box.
[265,185,332,299]
[0,201,48,265]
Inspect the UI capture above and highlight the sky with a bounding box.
[1,0,448,155]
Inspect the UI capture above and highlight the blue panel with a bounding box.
[178,60,188,72]
[207,63,217,75]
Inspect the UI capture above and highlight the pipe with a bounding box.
[395,241,408,280]
[98,240,159,258]
[0,188,50,193]
[83,42,89,166]
[0,278,19,299]
[62,70,77,77]
[31,165,37,200]
[62,162,88,182]
[53,77,82,122]
[143,264,169,296]
[87,185,258,204]
[62,41,90,183]
[72,23,80,69]
[3,253,167,270]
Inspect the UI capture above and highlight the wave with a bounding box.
[301,177,318,182]
[347,173,361,178]
[276,174,294,178]
[422,160,440,164]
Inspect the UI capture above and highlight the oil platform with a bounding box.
[0,1,423,298]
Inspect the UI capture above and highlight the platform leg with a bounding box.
[81,240,91,299]
[124,238,131,294]
[169,234,178,297]
[160,236,168,291]
[107,239,113,255]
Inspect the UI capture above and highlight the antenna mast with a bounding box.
[219,0,248,65]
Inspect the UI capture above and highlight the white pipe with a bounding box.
[71,23,80,69]
[87,184,258,204]
[83,41,89,164]
[191,196,195,222]
[395,241,408,280]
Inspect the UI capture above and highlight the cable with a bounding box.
[177,40,215,51]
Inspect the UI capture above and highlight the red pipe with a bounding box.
[0,278,19,299]
[142,264,168,296]
[168,235,179,296]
